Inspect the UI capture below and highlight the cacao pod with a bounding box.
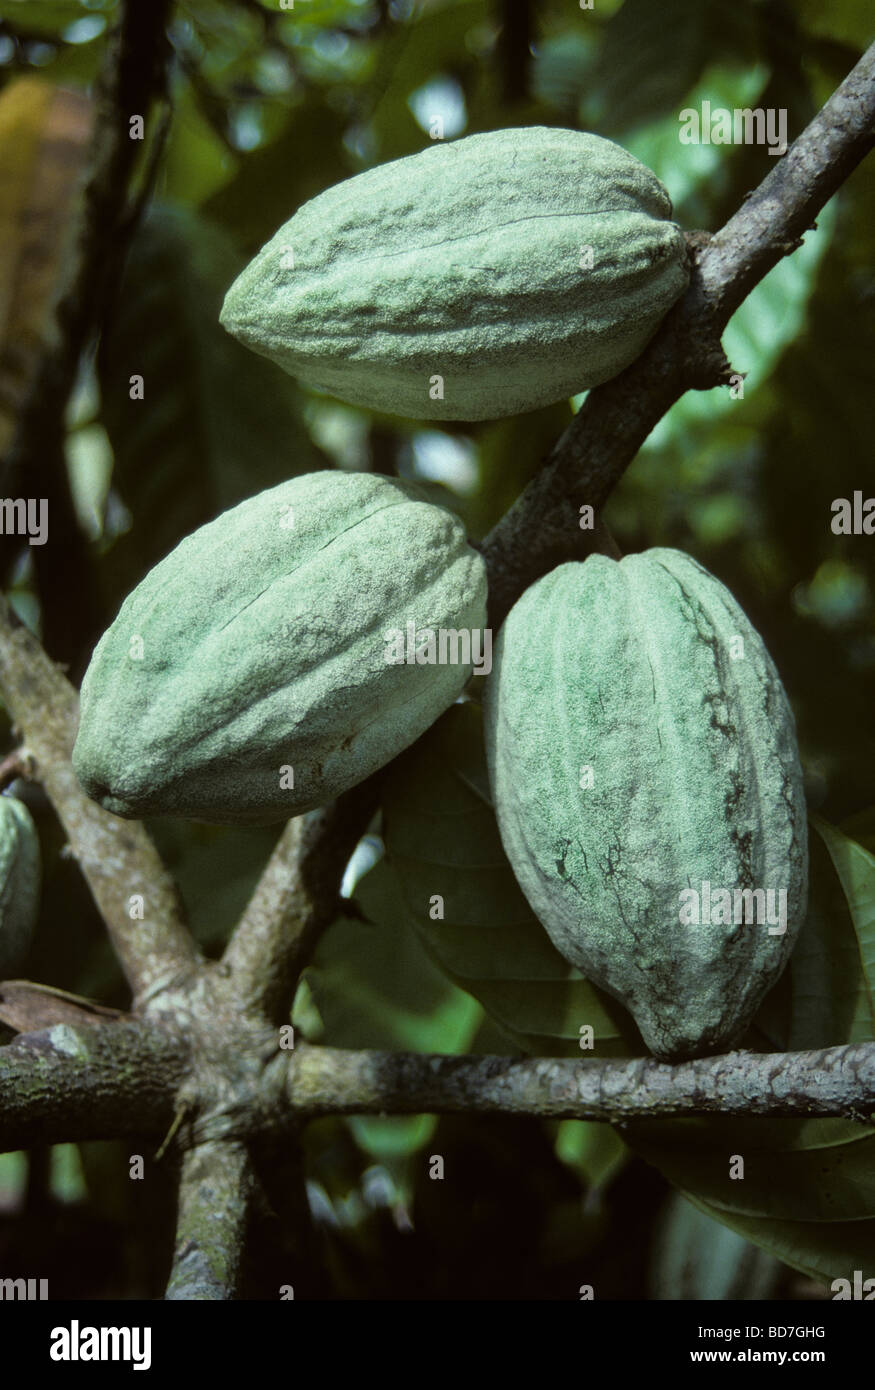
[483,549,809,1061]
[73,471,487,825]
[220,126,689,422]
[0,795,40,976]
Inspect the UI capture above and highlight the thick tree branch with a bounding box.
[285,1042,875,1124]
[0,598,202,1002]
[164,1141,256,1301]
[4,1027,872,1158]
[482,42,875,625]
[0,1020,187,1152]
[219,779,379,1022]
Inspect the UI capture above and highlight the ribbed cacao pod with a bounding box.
[0,795,40,976]
[483,549,809,1061]
[73,472,487,825]
[220,126,689,422]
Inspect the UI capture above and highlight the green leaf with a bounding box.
[97,202,325,597]
[382,702,642,1057]
[650,1192,781,1299]
[554,1120,628,1193]
[811,816,875,1032]
[296,857,482,1054]
[681,1196,875,1292]
[786,821,875,1048]
[588,0,757,134]
[627,1116,875,1224]
[146,819,282,955]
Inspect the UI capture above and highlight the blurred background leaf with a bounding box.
[96,201,326,602]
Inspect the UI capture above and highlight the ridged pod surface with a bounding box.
[221,126,690,422]
[73,472,487,825]
[484,550,809,1060]
[0,795,40,976]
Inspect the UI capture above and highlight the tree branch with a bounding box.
[284,1041,875,1124]
[0,1020,187,1151]
[482,41,875,625]
[699,41,875,320]
[164,1141,256,1300]
[0,598,202,1003]
[3,0,173,664]
[219,779,379,1021]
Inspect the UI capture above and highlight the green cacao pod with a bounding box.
[220,126,689,422]
[73,471,487,825]
[483,549,809,1061]
[0,795,40,976]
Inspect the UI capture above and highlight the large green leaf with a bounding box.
[97,202,325,599]
[382,702,642,1057]
[787,820,875,1047]
[296,857,482,1056]
[812,817,875,1027]
[681,1196,875,1290]
[587,0,757,134]
[627,1116,875,1224]
[650,1192,781,1300]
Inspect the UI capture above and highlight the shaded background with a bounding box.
[0,0,872,1299]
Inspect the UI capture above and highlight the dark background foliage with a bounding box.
[0,0,872,1299]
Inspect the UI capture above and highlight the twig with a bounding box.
[0,598,202,1003]
[220,779,380,1021]
[481,41,875,625]
[698,42,875,320]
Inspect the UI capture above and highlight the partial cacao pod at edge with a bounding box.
[221,126,690,422]
[483,549,809,1061]
[73,471,487,826]
[0,794,40,977]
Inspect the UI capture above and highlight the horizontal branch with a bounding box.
[0,599,202,1003]
[0,1020,187,1152]
[284,1041,875,1123]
